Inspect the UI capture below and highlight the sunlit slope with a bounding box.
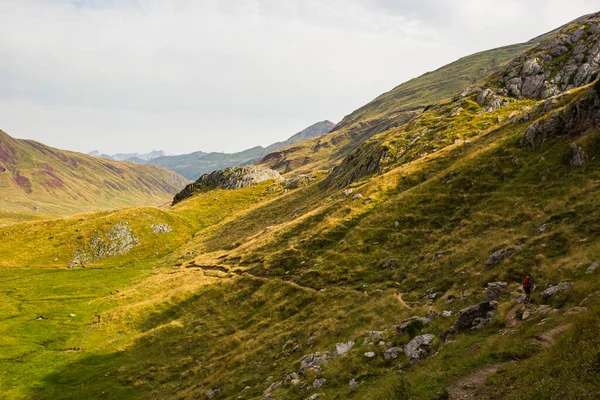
[0,130,189,216]
[2,82,599,399]
[258,43,532,175]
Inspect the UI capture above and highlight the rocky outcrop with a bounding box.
[541,281,574,299]
[484,282,508,302]
[298,352,331,375]
[499,13,600,100]
[453,301,498,331]
[476,89,509,112]
[484,249,513,268]
[384,347,403,361]
[587,261,600,274]
[70,222,139,267]
[322,140,390,189]
[521,82,600,150]
[333,341,355,357]
[404,334,435,364]
[173,166,283,204]
[567,144,588,166]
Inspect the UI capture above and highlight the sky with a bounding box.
[0,1,598,155]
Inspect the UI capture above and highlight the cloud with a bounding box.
[0,0,597,154]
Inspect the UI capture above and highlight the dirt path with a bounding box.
[504,304,522,328]
[448,363,512,400]
[533,323,572,347]
[447,322,572,399]
[396,292,412,309]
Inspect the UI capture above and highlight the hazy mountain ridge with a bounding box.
[0,130,189,216]
[139,120,335,180]
[88,149,167,162]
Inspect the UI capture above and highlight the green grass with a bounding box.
[2,19,600,400]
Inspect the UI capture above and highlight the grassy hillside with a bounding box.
[0,130,189,218]
[1,12,600,400]
[258,43,533,175]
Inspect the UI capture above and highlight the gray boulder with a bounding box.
[587,261,599,274]
[382,258,399,269]
[484,282,508,302]
[580,291,600,306]
[299,352,331,374]
[568,144,588,167]
[484,249,513,268]
[404,334,435,364]
[333,341,355,357]
[312,378,326,389]
[384,347,403,361]
[541,282,574,300]
[453,301,498,331]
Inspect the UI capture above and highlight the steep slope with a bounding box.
[144,120,334,180]
[0,130,189,216]
[323,12,600,190]
[1,12,600,400]
[258,44,534,174]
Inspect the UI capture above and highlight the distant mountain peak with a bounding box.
[137,120,335,180]
[88,150,167,162]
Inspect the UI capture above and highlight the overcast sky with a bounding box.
[0,1,598,155]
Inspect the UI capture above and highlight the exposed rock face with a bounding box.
[150,223,172,234]
[322,140,390,189]
[484,249,513,268]
[70,222,139,267]
[365,331,385,342]
[567,144,588,166]
[298,352,331,374]
[173,166,283,204]
[476,88,509,112]
[499,13,600,100]
[580,291,600,306]
[404,334,435,364]
[453,301,498,331]
[312,378,326,388]
[333,341,355,357]
[383,347,403,361]
[521,84,600,150]
[541,281,574,299]
[484,282,508,302]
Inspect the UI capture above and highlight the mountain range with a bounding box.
[87,150,167,162]
[1,11,600,400]
[139,120,335,180]
[87,120,335,180]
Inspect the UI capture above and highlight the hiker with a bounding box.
[523,273,534,302]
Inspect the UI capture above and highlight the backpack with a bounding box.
[523,275,531,287]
